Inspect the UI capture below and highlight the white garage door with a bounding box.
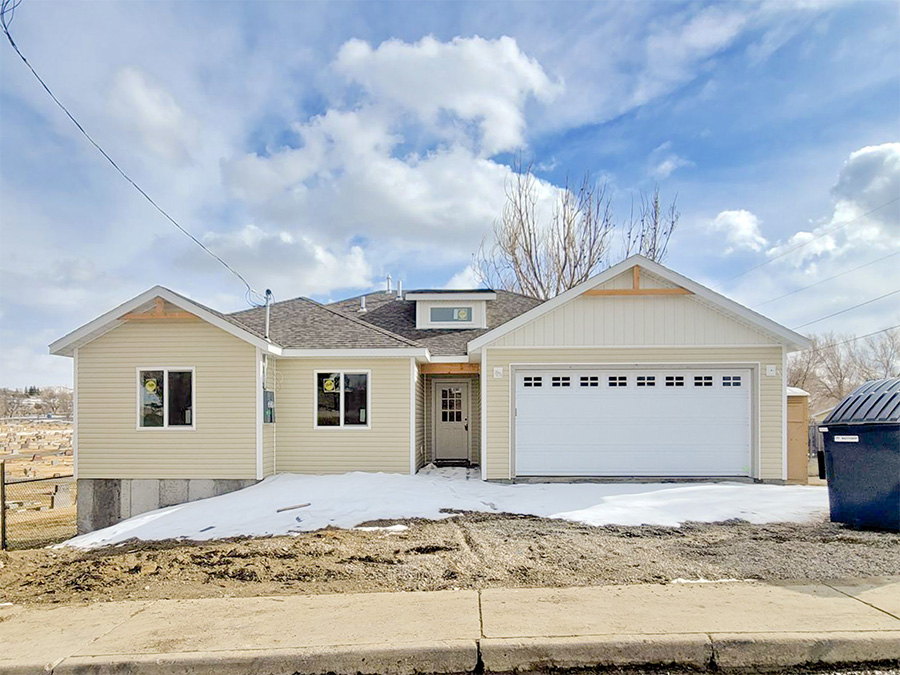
[514,368,752,477]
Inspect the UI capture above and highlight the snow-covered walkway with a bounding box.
[63,466,829,549]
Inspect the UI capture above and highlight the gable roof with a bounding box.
[49,286,426,358]
[466,255,812,352]
[49,286,274,357]
[327,290,543,356]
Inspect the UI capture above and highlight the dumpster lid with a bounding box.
[824,377,900,425]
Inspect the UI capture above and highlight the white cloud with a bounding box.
[109,67,199,164]
[334,35,561,155]
[765,142,900,267]
[445,265,480,290]
[708,209,769,253]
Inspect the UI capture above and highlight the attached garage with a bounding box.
[514,367,752,477]
[469,256,811,483]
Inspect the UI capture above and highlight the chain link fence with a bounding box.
[1,462,76,550]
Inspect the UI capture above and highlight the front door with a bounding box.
[434,382,470,462]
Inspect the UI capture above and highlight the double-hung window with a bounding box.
[138,368,195,429]
[316,371,370,428]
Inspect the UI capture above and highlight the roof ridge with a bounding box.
[300,298,423,348]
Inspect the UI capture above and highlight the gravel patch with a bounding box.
[1,513,897,605]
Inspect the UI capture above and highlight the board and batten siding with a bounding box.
[76,319,258,479]
[484,346,785,481]
[491,271,775,348]
[275,357,412,474]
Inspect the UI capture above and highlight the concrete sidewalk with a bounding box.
[1,577,898,674]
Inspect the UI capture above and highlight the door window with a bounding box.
[441,387,463,423]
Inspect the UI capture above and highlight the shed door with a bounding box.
[514,368,752,476]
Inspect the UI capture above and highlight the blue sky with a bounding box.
[1,0,898,387]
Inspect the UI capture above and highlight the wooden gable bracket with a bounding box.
[122,297,197,320]
[584,265,692,296]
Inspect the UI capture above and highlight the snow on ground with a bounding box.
[63,466,830,549]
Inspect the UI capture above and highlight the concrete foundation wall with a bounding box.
[77,477,258,534]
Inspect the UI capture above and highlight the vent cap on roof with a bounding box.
[824,377,900,425]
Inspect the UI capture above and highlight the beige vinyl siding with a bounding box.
[415,367,426,470]
[275,357,411,474]
[483,346,785,481]
[492,271,774,348]
[262,353,276,477]
[423,374,481,465]
[76,319,257,479]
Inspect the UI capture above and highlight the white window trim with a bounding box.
[135,367,196,431]
[313,369,372,430]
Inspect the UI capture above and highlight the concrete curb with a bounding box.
[710,631,900,669]
[479,634,713,671]
[15,632,895,674]
[52,641,479,675]
[479,632,900,674]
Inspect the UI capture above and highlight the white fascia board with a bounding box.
[405,292,497,301]
[279,348,431,358]
[49,286,278,357]
[429,355,470,363]
[467,255,811,352]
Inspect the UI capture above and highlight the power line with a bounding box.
[792,289,900,330]
[713,197,900,289]
[754,251,900,308]
[1,0,264,307]
[807,325,900,355]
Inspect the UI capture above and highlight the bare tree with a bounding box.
[475,162,677,299]
[788,328,900,413]
[623,187,678,262]
[40,387,73,417]
[1,389,24,418]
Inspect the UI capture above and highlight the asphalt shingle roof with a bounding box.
[227,297,421,350]
[327,290,544,356]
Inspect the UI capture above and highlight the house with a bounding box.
[49,255,810,533]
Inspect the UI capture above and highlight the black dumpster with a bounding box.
[819,377,900,531]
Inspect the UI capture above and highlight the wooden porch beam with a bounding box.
[122,312,198,320]
[420,363,480,375]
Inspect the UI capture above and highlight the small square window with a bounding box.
[694,375,713,387]
[608,376,627,387]
[723,375,742,387]
[637,375,656,387]
[551,376,571,387]
[523,376,542,388]
[580,376,599,387]
[665,375,684,387]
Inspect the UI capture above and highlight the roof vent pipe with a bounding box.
[359,295,367,313]
[397,280,403,300]
[386,274,392,293]
[264,289,273,341]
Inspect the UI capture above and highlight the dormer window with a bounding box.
[430,306,473,323]
[406,290,496,330]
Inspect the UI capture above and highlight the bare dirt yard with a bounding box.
[1,512,898,605]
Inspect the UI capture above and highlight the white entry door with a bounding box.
[514,368,752,477]
[434,382,470,462]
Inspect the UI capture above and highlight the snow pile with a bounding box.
[62,467,829,549]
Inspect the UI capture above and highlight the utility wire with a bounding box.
[1,0,264,307]
[806,325,900,354]
[713,197,900,290]
[753,251,900,308]
[792,289,900,330]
